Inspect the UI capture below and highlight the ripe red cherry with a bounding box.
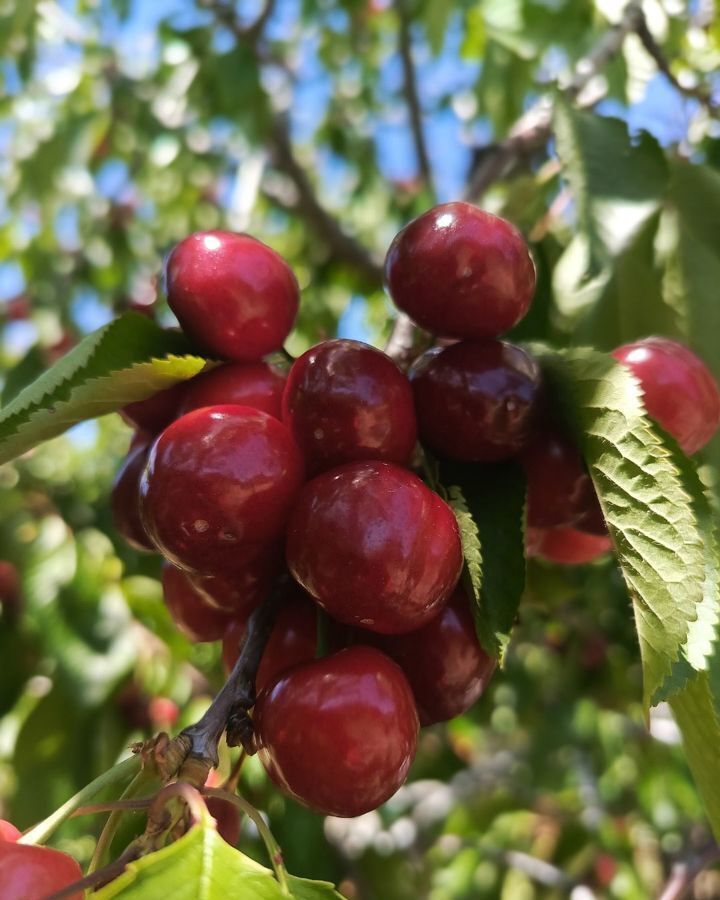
[179,362,287,420]
[282,339,417,473]
[384,202,535,339]
[0,843,83,899]
[526,527,612,565]
[162,564,234,642]
[286,461,462,633]
[222,585,317,691]
[612,337,720,454]
[521,429,603,531]
[141,406,304,577]
[0,821,20,842]
[367,588,496,725]
[189,553,276,616]
[165,231,299,361]
[112,438,155,552]
[255,646,418,817]
[410,341,541,461]
[121,381,187,434]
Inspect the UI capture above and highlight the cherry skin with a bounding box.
[410,341,541,462]
[521,429,603,531]
[140,405,304,577]
[612,337,720,454]
[0,843,83,900]
[162,564,234,642]
[179,362,287,420]
[121,381,187,434]
[526,526,612,565]
[366,587,496,725]
[112,438,155,552]
[189,550,277,616]
[165,231,299,361]
[222,585,318,691]
[254,646,418,817]
[286,461,462,634]
[384,202,535,340]
[0,821,20,842]
[282,339,417,473]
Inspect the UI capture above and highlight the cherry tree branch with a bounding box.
[464,0,644,201]
[396,0,434,194]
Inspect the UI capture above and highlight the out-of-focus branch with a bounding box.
[464,0,644,201]
[634,12,718,111]
[204,0,384,286]
[396,0,434,195]
[658,843,720,900]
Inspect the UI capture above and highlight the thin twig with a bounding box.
[396,0,434,194]
[658,843,720,900]
[464,0,644,201]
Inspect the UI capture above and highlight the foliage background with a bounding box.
[1,0,720,897]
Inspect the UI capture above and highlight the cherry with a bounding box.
[521,429,603,531]
[111,438,155,552]
[165,231,299,361]
[162,564,234,642]
[148,697,180,730]
[121,381,187,434]
[282,339,417,473]
[526,527,612,565]
[222,585,317,691]
[140,406,304,577]
[384,202,535,339]
[254,646,418,817]
[0,562,20,606]
[286,461,462,634]
[179,362,287,420]
[0,821,20,842]
[410,340,541,461]
[207,795,241,846]
[189,552,276,616]
[0,843,83,899]
[365,587,496,725]
[612,337,720,454]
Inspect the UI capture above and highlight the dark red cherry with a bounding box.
[0,843,83,899]
[255,646,418,817]
[0,562,20,606]
[0,821,20,842]
[612,337,720,455]
[121,381,187,434]
[384,202,535,340]
[179,362,287,420]
[165,231,299,361]
[367,588,496,725]
[112,438,155,552]
[521,429,603,531]
[189,549,278,616]
[161,564,234,642]
[286,461,462,634]
[526,527,612,565]
[282,339,417,473]
[140,406,304,577]
[222,585,317,691]
[207,795,241,846]
[410,341,541,462]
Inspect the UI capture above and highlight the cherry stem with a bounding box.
[204,787,291,896]
[180,576,286,765]
[71,797,155,817]
[17,755,140,847]
[222,750,247,793]
[315,605,329,658]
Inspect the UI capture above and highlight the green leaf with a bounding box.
[537,347,707,708]
[442,462,526,661]
[0,313,210,465]
[94,813,345,899]
[1,345,47,406]
[669,672,720,841]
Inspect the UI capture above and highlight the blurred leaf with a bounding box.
[94,813,345,898]
[443,462,526,660]
[0,313,211,465]
[538,347,707,708]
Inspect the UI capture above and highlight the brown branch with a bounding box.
[658,843,720,900]
[396,0,434,194]
[634,13,718,111]
[464,0,644,201]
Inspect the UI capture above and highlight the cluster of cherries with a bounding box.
[110,202,720,820]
